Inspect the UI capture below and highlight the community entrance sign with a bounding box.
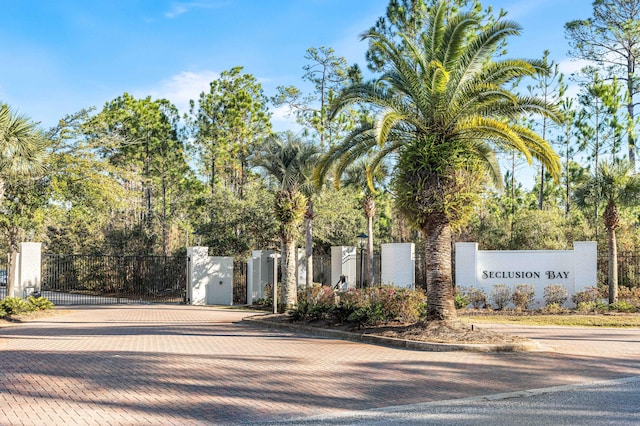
[455,242,597,307]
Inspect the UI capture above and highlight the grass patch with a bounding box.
[459,313,640,328]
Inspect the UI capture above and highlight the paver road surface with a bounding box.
[1,305,638,425]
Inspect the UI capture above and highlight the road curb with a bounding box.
[242,315,542,352]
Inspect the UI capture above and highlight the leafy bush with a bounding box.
[490,285,511,310]
[288,299,310,321]
[464,287,487,309]
[369,286,426,323]
[544,285,568,306]
[27,296,54,311]
[330,299,357,324]
[576,301,608,313]
[511,284,535,310]
[253,298,272,308]
[572,287,601,306]
[1,297,33,315]
[608,301,637,313]
[347,305,383,328]
[454,287,469,309]
[0,296,55,316]
[542,302,567,314]
[289,285,426,327]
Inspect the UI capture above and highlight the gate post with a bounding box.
[9,242,42,299]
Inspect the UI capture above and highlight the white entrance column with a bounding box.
[381,243,415,288]
[330,246,356,289]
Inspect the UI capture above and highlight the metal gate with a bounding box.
[41,254,187,305]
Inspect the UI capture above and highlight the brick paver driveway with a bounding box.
[1,305,639,425]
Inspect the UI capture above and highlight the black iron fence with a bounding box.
[598,251,640,289]
[0,255,7,287]
[41,254,186,304]
[233,261,247,304]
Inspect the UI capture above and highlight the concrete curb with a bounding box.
[242,315,542,352]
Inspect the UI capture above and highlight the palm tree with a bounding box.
[317,1,561,322]
[342,159,388,286]
[254,132,320,310]
[576,160,640,304]
[0,103,46,204]
[0,103,46,298]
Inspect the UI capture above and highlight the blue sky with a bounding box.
[1,0,595,132]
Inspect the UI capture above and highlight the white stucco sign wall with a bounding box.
[455,241,597,306]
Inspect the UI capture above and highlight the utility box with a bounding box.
[186,246,233,306]
[331,246,356,290]
[381,243,415,288]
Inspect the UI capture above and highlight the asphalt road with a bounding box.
[260,376,640,425]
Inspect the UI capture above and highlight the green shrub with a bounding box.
[542,302,567,314]
[1,297,33,315]
[289,285,335,321]
[27,296,54,311]
[347,304,385,328]
[288,299,310,321]
[608,301,638,313]
[490,285,511,310]
[253,298,271,308]
[0,306,6,318]
[369,286,426,323]
[464,287,487,309]
[290,285,426,327]
[576,301,608,313]
[572,287,600,305]
[544,284,568,306]
[512,284,535,310]
[330,300,357,324]
[454,287,469,309]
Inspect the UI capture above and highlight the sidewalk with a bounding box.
[1,305,639,425]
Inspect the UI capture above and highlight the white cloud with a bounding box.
[140,70,219,114]
[271,104,303,133]
[558,58,594,75]
[164,1,229,19]
[141,71,303,133]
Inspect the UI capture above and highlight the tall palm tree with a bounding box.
[576,160,640,304]
[254,132,320,310]
[342,158,388,286]
[317,1,561,322]
[0,103,47,298]
[0,103,46,204]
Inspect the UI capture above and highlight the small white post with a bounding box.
[270,253,281,314]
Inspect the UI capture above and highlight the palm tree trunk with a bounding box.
[6,251,17,298]
[5,228,19,299]
[367,214,374,286]
[282,238,298,311]
[424,220,457,321]
[607,227,618,304]
[304,201,314,290]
